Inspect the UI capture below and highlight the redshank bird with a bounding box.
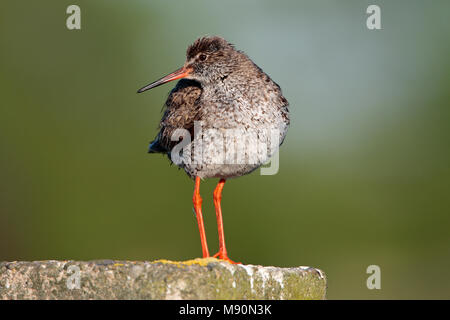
[137,36,289,264]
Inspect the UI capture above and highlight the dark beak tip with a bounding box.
[137,86,151,94]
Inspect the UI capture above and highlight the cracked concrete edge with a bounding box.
[0,258,327,300]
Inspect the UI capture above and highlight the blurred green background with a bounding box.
[1,0,449,299]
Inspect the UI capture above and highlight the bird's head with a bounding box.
[137,36,241,93]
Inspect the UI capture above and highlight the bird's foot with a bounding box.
[213,251,241,264]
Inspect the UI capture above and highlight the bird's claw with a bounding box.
[213,251,241,264]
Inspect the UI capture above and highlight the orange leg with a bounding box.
[212,179,241,264]
[193,176,210,258]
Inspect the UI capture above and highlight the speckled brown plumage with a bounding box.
[146,36,290,179]
[149,79,202,155]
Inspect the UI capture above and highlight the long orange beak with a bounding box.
[137,66,192,93]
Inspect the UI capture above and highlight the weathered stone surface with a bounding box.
[0,258,326,300]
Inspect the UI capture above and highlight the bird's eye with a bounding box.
[199,54,207,61]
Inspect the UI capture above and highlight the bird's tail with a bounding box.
[148,138,166,154]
